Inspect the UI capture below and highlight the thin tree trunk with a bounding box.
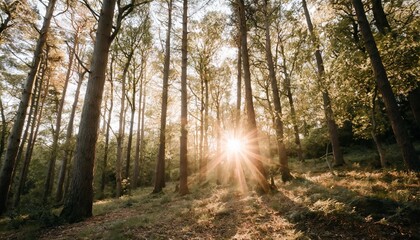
[199,74,204,182]
[60,0,117,222]
[215,99,221,185]
[139,87,146,186]
[100,78,113,197]
[237,0,269,193]
[44,32,77,203]
[371,87,387,167]
[116,51,133,197]
[56,70,85,203]
[263,0,292,182]
[0,0,56,215]
[125,87,136,182]
[352,0,419,171]
[0,97,6,163]
[279,45,303,162]
[153,0,172,194]
[302,0,344,166]
[179,0,189,195]
[371,0,391,35]
[124,49,138,181]
[203,71,209,182]
[11,65,43,190]
[133,53,146,189]
[236,35,242,127]
[133,79,142,189]
[14,56,50,207]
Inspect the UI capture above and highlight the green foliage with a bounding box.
[302,127,329,159]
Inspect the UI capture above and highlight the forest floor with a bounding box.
[1,153,420,239]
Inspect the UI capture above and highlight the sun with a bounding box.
[226,137,246,156]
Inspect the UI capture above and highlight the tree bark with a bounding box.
[125,80,136,182]
[236,35,242,127]
[0,0,56,215]
[60,0,117,222]
[153,0,172,194]
[0,97,6,165]
[352,0,419,171]
[279,44,303,162]
[371,0,391,35]
[116,50,133,197]
[44,31,77,203]
[237,0,269,193]
[263,0,292,182]
[371,87,387,168]
[99,76,113,198]
[133,56,146,188]
[302,0,344,166]
[14,55,50,207]
[179,0,189,195]
[56,70,85,203]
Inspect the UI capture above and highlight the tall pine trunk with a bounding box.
[153,0,172,194]
[116,51,133,197]
[237,0,269,193]
[179,0,189,195]
[279,44,303,162]
[60,0,117,222]
[352,0,419,171]
[263,0,292,182]
[99,77,113,197]
[125,85,136,182]
[0,0,56,215]
[302,0,344,166]
[44,31,77,203]
[56,70,85,203]
[133,58,145,188]
[14,57,50,207]
[0,98,6,164]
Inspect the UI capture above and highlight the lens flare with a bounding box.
[227,138,243,155]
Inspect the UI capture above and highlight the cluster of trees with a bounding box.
[0,0,418,222]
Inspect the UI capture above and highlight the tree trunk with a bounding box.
[263,0,293,182]
[139,87,146,186]
[44,31,77,203]
[371,87,387,167]
[371,0,419,127]
[14,56,50,207]
[199,75,204,182]
[125,87,136,182]
[179,0,189,196]
[116,51,133,197]
[236,35,242,127]
[279,45,303,162]
[203,70,209,182]
[153,0,172,194]
[371,0,391,35]
[99,77,113,197]
[0,98,6,164]
[60,0,117,222]
[352,0,419,171]
[0,0,56,215]
[302,0,344,166]
[56,70,85,203]
[238,0,269,193]
[133,57,145,188]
